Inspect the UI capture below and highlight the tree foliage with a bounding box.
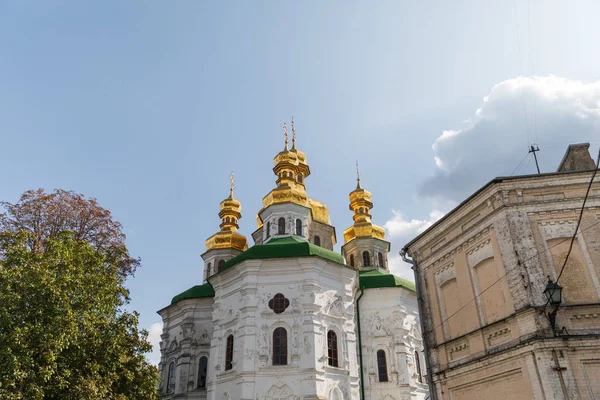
[0,231,159,400]
[0,189,139,277]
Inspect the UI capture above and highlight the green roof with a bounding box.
[171,282,215,305]
[359,269,416,292]
[223,236,345,269]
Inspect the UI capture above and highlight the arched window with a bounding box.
[207,262,212,275]
[314,235,321,246]
[197,356,208,389]
[378,252,384,267]
[327,330,338,367]
[415,351,423,383]
[225,335,234,371]
[218,259,225,272]
[295,219,302,236]
[363,251,371,267]
[278,217,286,234]
[349,254,355,267]
[377,350,388,382]
[272,327,287,365]
[166,361,176,393]
[266,221,271,238]
[297,173,303,183]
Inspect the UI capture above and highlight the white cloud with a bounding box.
[421,75,600,202]
[146,322,163,366]
[384,209,447,281]
[384,75,600,280]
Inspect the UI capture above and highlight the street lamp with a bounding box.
[543,279,563,306]
[543,278,563,335]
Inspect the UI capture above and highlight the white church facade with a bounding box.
[157,122,428,400]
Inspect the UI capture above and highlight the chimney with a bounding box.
[557,143,596,172]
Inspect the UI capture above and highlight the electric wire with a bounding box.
[542,148,600,309]
[510,152,531,176]
[424,218,600,336]
[512,0,531,147]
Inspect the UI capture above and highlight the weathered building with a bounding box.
[403,143,600,399]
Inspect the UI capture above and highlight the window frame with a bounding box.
[376,349,389,382]
[272,327,288,366]
[350,254,355,267]
[278,217,286,235]
[225,335,234,371]
[197,355,208,389]
[363,251,371,267]
[166,361,176,393]
[378,252,384,268]
[327,330,339,368]
[415,350,423,383]
[314,235,321,246]
[295,218,302,236]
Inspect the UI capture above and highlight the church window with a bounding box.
[272,327,287,365]
[363,251,371,267]
[197,356,208,389]
[314,235,321,246]
[415,351,423,383]
[207,262,212,275]
[268,293,290,314]
[295,219,302,236]
[278,217,286,234]
[378,252,384,267]
[350,254,355,267]
[166,361,176,393]
[327,330,338,367]
[218,259,225,271]
[377,350,388,382]
[225,335,234,371]
[297,173,303,183]
[266,222,271,238]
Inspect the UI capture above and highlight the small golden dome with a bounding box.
[344,163,385,243]
[206,174,248,252]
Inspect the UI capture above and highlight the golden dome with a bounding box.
[343,163,385,243]
[205,174,248,252]
[258,120,312,218]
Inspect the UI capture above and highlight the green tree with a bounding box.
[0,231,158,400]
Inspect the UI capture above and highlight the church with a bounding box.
[157,121,428,400]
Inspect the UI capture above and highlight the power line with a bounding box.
[510,152,531,176]
[552,148,600,287]
[425,218,600,336]
[512,0,531,147]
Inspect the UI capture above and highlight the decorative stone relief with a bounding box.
[303,335,312,354]
[467,239,493,268]
[199,329,210,346]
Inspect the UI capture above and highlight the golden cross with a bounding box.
[291,117,296,145]
[283,123,289,149]
[229,171,235,197]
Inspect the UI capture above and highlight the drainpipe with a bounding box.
[401,249,436,400]
[356,286,366,400]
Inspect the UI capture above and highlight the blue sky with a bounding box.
[2,1,600,362]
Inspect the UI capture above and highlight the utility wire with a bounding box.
[425,218,600,336]
[513,0,531,147]
[542,148,600,309]
[510,152,531,176]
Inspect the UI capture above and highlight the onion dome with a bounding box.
[260,121,311,216]
[343,163,385,243]
[205,173,248,252]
